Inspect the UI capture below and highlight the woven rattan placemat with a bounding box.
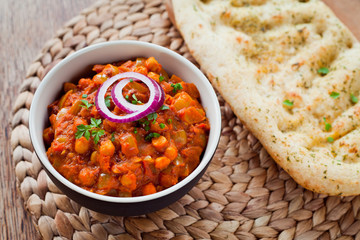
[11,0,360,239]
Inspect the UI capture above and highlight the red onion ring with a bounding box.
[111,77,164,114]
[95,72,164,123]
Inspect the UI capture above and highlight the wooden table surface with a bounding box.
[1,0,359,239]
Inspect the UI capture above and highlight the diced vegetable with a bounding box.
[155,156,171,170]
[43,127,54,146]
[121,172,137,191]
[75,137,90,154]
[172,130,187,148]
[100,140,115,157]
[98,155,111,172]
[164,145,178,161]
[68,100,83,115]
[145,57,161,73]
[78,167,98,187]
[142,183,157,195]
[58,90,72,109]
[134,66,148,75]
[102,64,120,77]
[152,135,169,152]
[179,107,206,124]
[173,92,193,111]
[64,82,77,92]
[90,151,98,164]
[160,174,178,188]
[120,133,139,157]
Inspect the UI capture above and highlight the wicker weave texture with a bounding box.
[11,0,360,239]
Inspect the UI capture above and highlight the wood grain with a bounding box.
[1,0,360,239]
[0,1,94,239]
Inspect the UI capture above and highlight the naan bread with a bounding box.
[173,0,360,195]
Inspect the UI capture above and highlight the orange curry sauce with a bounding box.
[43,57,210,197]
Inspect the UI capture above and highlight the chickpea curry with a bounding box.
[43,57,210,197]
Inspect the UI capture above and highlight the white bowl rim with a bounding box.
[29,40,221,203]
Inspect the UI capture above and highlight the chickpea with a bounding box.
[75,137,90,154]
[100,140,115,157]
[164,146,178,161]
[155,156,171,170]
[152,136,169,152]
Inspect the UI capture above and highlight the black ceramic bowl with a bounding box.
[29,41,221,216]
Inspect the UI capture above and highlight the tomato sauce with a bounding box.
[43,57,210,197]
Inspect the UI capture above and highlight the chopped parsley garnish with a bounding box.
[111,132,115,142]
[82,94,88,98]
[129,79,133,82]
[134,127,138,134]
[125,95,129,101]
[318,67,329,76]
[330,92,340,99]
[283,99,294,107]
[105,96,111,108]
[351,93,358,104]
[75,118,104,144]
[171,83,183,93]
[327,137,334,143]
[160,105,169,110]
[145,132,161,141]
[168,119,172,124]
[147,112,158,124]
[90,118,102,128]
[323,117,331,131]
[159,123,166,129]
[159,76,165,82]
[92,129,105,144]
[80,99,93,109]
[132,94,142,105]
[75,124,91,140]
[138,118,150,131]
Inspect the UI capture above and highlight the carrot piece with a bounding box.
[92,64,106,73]
[148,72,160,82]
[102,64,120,77]
[169,74,182,83]
[134,65,148,75]
[142,183,156,195]
[145,57,162,73]
[183,83,200,99]
[98,155,111,172]
[78,78,92,89]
